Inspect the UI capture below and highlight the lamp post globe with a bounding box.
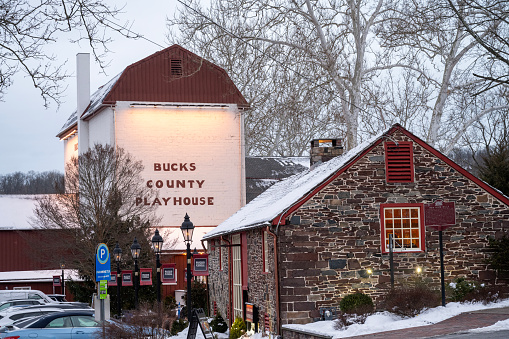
[131,237,141,309]
[152,229,164,303]
[180,213,195,321]
[113,242,122,317]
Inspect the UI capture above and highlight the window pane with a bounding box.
[383,206,422,252]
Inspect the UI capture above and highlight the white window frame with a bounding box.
[381,204,425,253]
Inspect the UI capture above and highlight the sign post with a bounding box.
[424,200,456,307]
[95,243,111,323]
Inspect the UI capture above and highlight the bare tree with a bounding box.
[358,0,507,154]
[169,0,509,156]
[0,0,140,107]
[31,144,162,280]
[446,0,509,90]
[169,0,405,150]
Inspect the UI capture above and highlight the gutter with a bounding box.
[266,226,280,334]
[222,235,233,326]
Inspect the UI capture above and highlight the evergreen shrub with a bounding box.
[339,292,374,314]
[210,312,228,333]
[229,317,246,339]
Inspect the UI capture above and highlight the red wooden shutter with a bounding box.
[385,141,414,183]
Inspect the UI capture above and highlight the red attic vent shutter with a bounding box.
[170,59,183,76]
[385,141,414,183]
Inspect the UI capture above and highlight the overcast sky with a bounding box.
[0,1,178,175]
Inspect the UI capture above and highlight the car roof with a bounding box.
[28,310,94,328]
[0,299,43,305]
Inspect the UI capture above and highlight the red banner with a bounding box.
[53,275,61,287]
[109,272,117,286]
[122,270,133,286]
[140,268,152,286]
[161,264,177,284]
[193,254,209,276]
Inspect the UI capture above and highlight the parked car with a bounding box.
[47,294,67,302]
[0,290,53,304]
[0,300,45,312]
[0,310,98,339]
[0,316,40,335]
[0,305,91,328]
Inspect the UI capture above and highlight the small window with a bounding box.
[171,59,183,76]
[385,141,414,183]
[381,204,424,253]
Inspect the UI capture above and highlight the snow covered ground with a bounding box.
[168,299,509,339]
[283,299,509,338]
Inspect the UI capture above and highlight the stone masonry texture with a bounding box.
[207,130,509,329]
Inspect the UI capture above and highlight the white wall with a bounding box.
[63,134,78,169]
[89,109,114,146]
[113,102,245,244]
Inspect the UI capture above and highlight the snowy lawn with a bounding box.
[282,299,509,338]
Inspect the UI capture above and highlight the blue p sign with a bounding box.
[95,243,111,281]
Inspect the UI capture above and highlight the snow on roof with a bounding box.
[203,130,387,240]
[57,72,123,136]
[0,195,43,230]
[0,269,81,283]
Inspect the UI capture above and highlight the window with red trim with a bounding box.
[381,204,425,253]
[385,141,414,183]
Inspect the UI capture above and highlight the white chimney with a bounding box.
[76,53,90,155]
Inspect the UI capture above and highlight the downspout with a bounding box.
[266,226,280,334]
[222,235,232,326]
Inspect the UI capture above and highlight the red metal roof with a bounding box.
[103,44,248,106]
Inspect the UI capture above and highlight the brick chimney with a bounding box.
[310,139,344,169]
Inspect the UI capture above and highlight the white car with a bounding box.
[0,299,46,312]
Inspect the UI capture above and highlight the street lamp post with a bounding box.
[113,242,122,317]
[131,237,141,309]
[60,261,65,296]
[180,213,195,321]
[151,229,164,304]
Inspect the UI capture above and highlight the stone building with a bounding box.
[203,124,509,332]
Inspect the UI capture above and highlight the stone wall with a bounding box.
[277,130,509,325]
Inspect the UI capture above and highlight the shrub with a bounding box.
[449,278,501,304]
[449,278,477,302]
[333,305,373,330]
[163,295,177,310]
[171,319,189,335]
[380,285,440,317]
[182,281,209,317]
[339,292,374,314]
[105,302,174,338]
[210,312,228,333]
[229,317,246,339]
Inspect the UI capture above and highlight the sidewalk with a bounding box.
[343,307,509,338]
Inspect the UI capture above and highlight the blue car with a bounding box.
[1,310,101,339]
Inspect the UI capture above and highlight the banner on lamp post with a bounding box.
[193,254,209,276]
[161,264,177,285]
[122,270,133,286]
[140,268,152,286]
